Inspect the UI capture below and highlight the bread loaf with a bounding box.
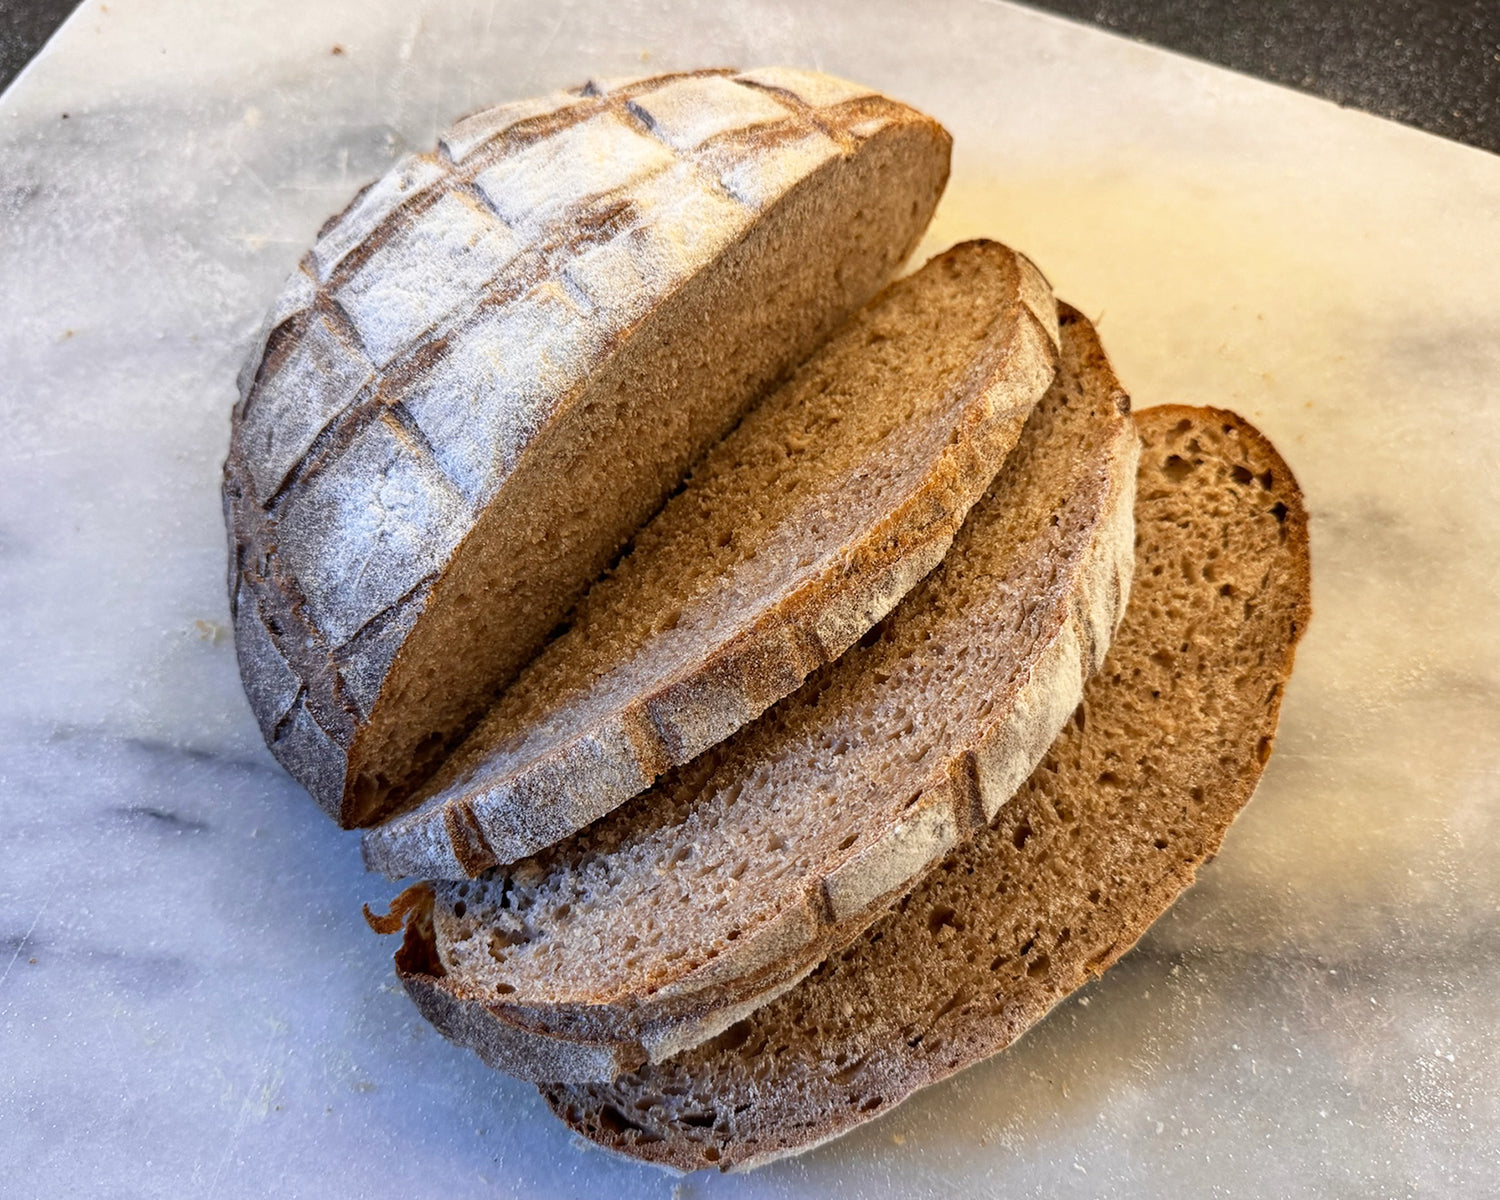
[224,68,951,828]
[542,404,1312,1170]
[362,240,1059,879]
[383,307,1138,1082]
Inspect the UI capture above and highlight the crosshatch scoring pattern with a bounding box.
[222,67,904,806]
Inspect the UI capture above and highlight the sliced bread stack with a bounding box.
[543,404,1312,1169]
[386,307,1138,1082]
[228,67,1311,1175]
[362,239,1061,878]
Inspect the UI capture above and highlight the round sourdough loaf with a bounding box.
[224,68,951,828]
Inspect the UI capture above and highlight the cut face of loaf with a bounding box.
[387,307,1139,1083]
[363,240,1060,879]
[223,68,952,828]
[543,405,1313,1171]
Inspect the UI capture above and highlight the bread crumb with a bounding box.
[194,619,227,644]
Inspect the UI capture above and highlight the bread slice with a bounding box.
[540,404,1313,1170]
[380,307,1139,1082]
[224,68,951,828]
[362,241,1059,879]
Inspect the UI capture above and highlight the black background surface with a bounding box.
[2,0,1496,152]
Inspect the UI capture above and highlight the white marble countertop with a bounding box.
[3,2,1498,1195]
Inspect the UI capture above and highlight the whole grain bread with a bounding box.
[540,404,1313,1171]
[362,241,1059,879]
[224,68,951,828]
[381,307,1138,1082]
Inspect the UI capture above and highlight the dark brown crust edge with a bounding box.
[539,403,1313,1172]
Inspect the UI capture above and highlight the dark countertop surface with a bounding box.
[5,0,1497,154]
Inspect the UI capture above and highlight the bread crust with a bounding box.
[224,69,952,829]
[541,404,1313,1170]
[386,308,1140,1082]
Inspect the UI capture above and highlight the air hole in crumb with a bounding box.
[452,901,467,918]
[1162,454,1195,482]
[765,833,786,853]
[1087,888,1102,905]
[858,1096,883,1112]
[1230,464,1254,486]
[709,1020,752,1052]
[837,832,859,852]
[927,906,958,935]
[1257,735,1273,764]
[1271,501,1289,523]
[1219,583,1236,598]
[1026,954,1051,978]
[1154,837,1169,850]
[1190,785,1205,803]
[1012,822,1032,851]
[1097,771,1121,786]
[1072,703,1086,731]
[1258,470,1274,489]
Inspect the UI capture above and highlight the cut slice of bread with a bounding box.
[362,241,1060,879]
[541,404,1313,1171]
[381,307,1139,1082]
[224,68,951,828]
